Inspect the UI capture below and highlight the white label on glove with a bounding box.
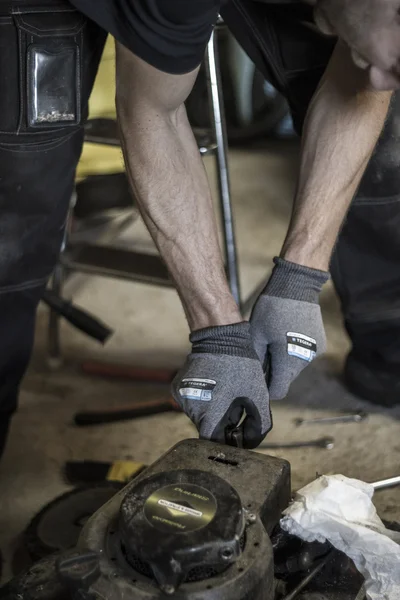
[287,332,317,362]
[179,378,216,401]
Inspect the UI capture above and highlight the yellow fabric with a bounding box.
[107,460,146,482]
[88,35,117,121]
[76,36,125,181]
[76,143,123,181]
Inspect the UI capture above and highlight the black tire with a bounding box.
[23,483,123,563]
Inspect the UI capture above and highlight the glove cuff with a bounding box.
[263,257,329,303]
[190,321,258,359]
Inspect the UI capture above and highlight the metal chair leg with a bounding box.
[47,193,75,367]
[205,27,241,307]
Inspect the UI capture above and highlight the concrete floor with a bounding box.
[0,140,399,582]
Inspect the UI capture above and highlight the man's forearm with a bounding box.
[281,42,392,271]
[115,44,241,331]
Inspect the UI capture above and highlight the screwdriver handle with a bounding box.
[42,289,112,343]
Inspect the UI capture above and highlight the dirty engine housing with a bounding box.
[1,439,291,600]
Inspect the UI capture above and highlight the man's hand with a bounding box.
[313,0,400,90]
[171,322,272,449]
[253,43,390,400]
[251,258,329,400]
[115,44,270,447]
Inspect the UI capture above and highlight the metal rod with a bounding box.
[371,475,400,491]
[205,27,241,306]
[260,437,334,450]
[294,412,368,426]
[281,550,336,600]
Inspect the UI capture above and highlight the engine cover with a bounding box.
[119,468,246,591]
[1,439,290,600]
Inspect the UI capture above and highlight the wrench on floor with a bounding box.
[260,436,335,450]
[294,412,368,426]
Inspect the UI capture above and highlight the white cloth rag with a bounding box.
[280,474,400,600]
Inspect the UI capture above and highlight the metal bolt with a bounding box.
[162,584,175,595]
[247,513,257,523]
[220,548,234,561]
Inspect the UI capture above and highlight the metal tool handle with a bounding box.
[261,437,334,450]
[371,475,400,491]
[295,412,368,426]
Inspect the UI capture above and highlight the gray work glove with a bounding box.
[172,322,272,449]
[251,257,329,400]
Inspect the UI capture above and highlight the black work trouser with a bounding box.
[223,1,400,377]
[0,0,107,453]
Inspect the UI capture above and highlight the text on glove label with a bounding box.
[286,332,316,362]
[179,378,216,401]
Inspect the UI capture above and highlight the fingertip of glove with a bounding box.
[269,388,288,401]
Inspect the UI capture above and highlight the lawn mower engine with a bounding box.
[2,439,290,600]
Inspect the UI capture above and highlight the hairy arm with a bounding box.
[115,43,241,331]
[281,42,392,271]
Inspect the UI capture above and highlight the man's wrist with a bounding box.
[190,321,258,359]
[263,257,329,303]
[185,293,242,332]
[281,230,332,272]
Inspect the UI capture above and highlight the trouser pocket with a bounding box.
[14,1,86,134]
[26,37,81,128]
[0,0,106,141]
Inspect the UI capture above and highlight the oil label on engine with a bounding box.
[179,378,216,401]
[144,483,217,533]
